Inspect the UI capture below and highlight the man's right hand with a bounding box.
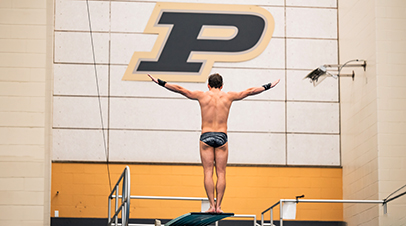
[262,79,280,90]
[271,79,280,88]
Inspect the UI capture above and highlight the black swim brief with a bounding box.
[200,132,228,148]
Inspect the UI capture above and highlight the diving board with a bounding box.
[165,212,234,226]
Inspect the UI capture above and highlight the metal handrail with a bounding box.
[261,199,386,226]
[108,166,131,226]
[113,195,210,201]
[106,166,265,226]
[112,192,260,226]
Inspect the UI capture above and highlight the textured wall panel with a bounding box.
[55,0,110,32]
[228,132,285,164]
[111,2,156,33]
[53,129,108,161]
[287,39,338,70]
[286,0,337,8]
[287,102,339,133]
[287,134,340,165]
[286,8,338,39]
[53,97,108,129]
[109,130,200,163]
[228,101,285,132]
[54,32,109,63]
[54,64,109,96]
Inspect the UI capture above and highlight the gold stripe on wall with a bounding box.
[51,163,343,221]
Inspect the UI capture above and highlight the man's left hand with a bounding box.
[147,74,158,84]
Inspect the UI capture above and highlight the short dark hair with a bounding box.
[208,73,223,88]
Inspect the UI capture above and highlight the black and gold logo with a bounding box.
[123,2,275,82]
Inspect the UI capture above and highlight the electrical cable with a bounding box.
[384,184,406,202]
[85,0,112,191]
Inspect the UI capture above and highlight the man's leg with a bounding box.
[214,143,228,213]
[200,141,216,213]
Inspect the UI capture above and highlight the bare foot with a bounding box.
[215,207,224,214]
[205,207,216,213]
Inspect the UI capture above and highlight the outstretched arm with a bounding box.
[147,74,202,100]
[228,79,280,101]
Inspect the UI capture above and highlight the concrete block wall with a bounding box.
[0,0,53,225]
[339,0,380,224]
[375,0,406,225]
[339,0,406,225]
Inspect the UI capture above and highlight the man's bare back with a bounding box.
[198,89,232,134]
[148,73,279,213]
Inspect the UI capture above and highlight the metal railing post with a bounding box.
[126,166,131,226]
[108,197,111,225]
[260,198,395,226]
[279,200,283,226]
[107,167,131,226]
[122,170,127,226]
[115,185,119,226]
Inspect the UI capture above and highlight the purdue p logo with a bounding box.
[123,2,275,82]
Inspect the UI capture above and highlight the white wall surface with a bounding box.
[53,0,340,166]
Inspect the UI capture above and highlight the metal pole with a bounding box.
[126,166,131,226]
[261,213,264,226]
[279,200,283,226]
[270,208,273,226]
[129,196,209,201]
[122,172,127,226]
[115,185,119,226]
[108,197,111,225]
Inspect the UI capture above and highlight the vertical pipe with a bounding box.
[115,185,119,226]
[122,175,126,226]
[124,166,131,226]
[261,213,264,226]
[270,208,273,226]
[280,200,283,226]
[122,176,125,226]
[108,197,111,225]
[125,171,129,226]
